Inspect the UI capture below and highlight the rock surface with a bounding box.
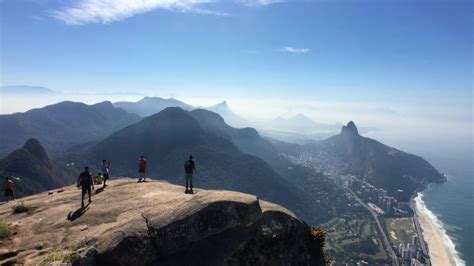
[0,179,324,265]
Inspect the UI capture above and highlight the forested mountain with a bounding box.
[0,101,140,156]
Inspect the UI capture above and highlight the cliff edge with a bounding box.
[0,178,325,265]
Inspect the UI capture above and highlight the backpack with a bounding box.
[79,171,92,187]
[185,160,194,173]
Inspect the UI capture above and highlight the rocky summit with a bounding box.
[0,179,325,265]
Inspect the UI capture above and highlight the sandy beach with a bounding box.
[414,197,457,266]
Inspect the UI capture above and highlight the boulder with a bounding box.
[0,178,324,265]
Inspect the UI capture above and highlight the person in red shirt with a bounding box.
[138,155,148,182]
[4,177,15,202]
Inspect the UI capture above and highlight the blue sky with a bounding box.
[0,0,472,156]
[1,0,472,101]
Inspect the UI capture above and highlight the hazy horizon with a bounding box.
[1,0,472,165]
[0,88,471,165]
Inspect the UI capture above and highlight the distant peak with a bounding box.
[23,138,49,161]
[158,107,187,115]
[217,101,228,107]
[341,121,359,136]
[23,138,42,149]
[139,96,164,102]
[92,101,113,107]
[293,113,307,118]
[208,101,230,110]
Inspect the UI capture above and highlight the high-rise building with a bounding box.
[412,235,419,247]
[399,243,405,254]
[402,248,410,260]
[378,196,384,206]
[386,200,392,214]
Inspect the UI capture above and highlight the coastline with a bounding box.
[413,193,462,266]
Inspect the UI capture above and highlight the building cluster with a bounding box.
[399,235,426,265]
[377,192,396,215]
[349,177,412,216]
[399,243,416,261]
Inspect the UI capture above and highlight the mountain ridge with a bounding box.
[114,97,193,117]
[0,101,141,156]
[285,121,446,201]
[71,107,319,224]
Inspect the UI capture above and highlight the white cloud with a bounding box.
[235,0,285,6]
[51,0,227,25]
[50,0,283,25]
[279,46,310,53]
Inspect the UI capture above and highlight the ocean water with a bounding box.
[418,157,473,266]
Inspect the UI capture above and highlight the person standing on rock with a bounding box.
[184,155,196,194]
[77,166,94,208]
[4,177,15,202]
[138,155,148,182]
[102,159,110,188]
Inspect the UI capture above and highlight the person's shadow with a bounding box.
[67,204,90,221]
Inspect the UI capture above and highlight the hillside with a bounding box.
[72,107,320,224]
[190,109,366,223]
[0,101,140,156]
[0,139,64,196]
[0,179,325,265]
[291,121,446,201]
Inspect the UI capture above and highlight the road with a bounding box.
[349,189,399,266]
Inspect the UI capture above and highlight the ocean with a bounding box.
[417,156,473,266]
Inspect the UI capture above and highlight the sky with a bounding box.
[0,0,472,159]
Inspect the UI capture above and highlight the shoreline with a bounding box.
[413,193,461,266]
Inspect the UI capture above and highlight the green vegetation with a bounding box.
[40,247,72,265]
[12,202,33,214]
[323,218,390,264]
[383,218,416,250]
[0,221,11,238]
[311,226,326,248]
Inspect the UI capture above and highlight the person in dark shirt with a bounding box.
[184,155,196,194]
[77,166,94,208]
[101,159,110,188]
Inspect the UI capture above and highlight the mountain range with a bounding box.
[69,107,325,224]
[0,85,56,95]
[0,101,140,156]
[114,97,249,128]
[0,97,445,220]
[114,97,193,117]
[277,121,446,201]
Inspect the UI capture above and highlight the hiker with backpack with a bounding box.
[138,155,148,182]
[102,159,110,188]
[4,177,15,202]
[77,166,94,208]
[184,155,197,194]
